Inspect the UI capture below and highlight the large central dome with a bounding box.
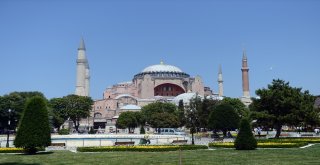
[133,61,190,79]
[142,61,183,73]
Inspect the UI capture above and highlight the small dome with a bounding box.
[120,104,141,110]
[173,92,203,105]
[142,61,183,73]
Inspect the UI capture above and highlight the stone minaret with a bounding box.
[241,49,252,105]
[218,64,223,97]
[75,38,89,96]
[85,63,90,96]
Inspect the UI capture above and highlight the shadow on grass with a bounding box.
[18,151,54,156]
[0,163,40,165]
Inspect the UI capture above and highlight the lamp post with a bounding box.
[6,109,12,148]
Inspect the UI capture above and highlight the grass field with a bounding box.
[1,144,320,165]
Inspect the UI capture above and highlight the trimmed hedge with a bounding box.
[259,137,320,143]
[0,148,24,153]
[234,118,257,150]
[209,141,309,148]
[77,145,208,152]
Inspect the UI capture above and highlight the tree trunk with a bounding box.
[223,130,227,137]
[191,132,194,145]
[274,123,282,138]
[74,120,79,132]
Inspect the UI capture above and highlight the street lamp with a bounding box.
[6,109,12,148]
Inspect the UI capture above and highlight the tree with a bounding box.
[208,103,240,137]
[250,79,319,138]
[221,97,249,118]
[234,118,257,150]
[116,111,140,133]
[141,102,179,129]
[14,96,51,154]
[58,95,93,132]
[198,98,219,131]
[0,92,46,131]
[178,100,186,127]
[185,97,202,145]
[49,98,68,131]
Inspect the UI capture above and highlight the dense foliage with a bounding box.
[0,92,46,131]
[234,118,257,150]
[141,102,179,128]
[221,97,249,118]
[208,104,240,137]
[116,111,141,133]
[49,94,93,132]
[250,79,320,138]
[14,96,51,154]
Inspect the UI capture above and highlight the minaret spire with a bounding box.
[78,37,86,50]
[75,37,89,96]
[241,49,251,106]
[218,64,223,97]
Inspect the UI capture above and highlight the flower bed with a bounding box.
[261,137,320,143]
[209,141,308,148]
[77,145,208,152]
[0,148,24,153]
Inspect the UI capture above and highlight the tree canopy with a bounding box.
[116,111,141,133]
[0,91,46,131]
[49,94,93,132]
[250,79,319,138]
[221,97,249,118]
[141,102,179,128]
[208,103,240,137]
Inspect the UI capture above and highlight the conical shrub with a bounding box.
[234,118,257,150]
[14,96,51,154]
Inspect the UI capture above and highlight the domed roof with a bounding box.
[142,61,183,73]
[120,104,141,110]
[173,92,203,105]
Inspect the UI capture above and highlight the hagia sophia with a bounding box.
[75,39,251,131]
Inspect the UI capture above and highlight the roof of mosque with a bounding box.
[141,61,183,73]
[120,104,141,110]
[172,92,204,105]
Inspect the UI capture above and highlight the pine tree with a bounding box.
[14,96,51,154]
[234,118,257,150]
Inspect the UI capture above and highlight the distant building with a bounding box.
[92,61,220,131]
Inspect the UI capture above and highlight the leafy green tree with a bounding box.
[60,95,93,132]
[178,100,186,127]
[116,111,140,133]
[185,97,202,145]
[251,79,319,138]
[221,97,249,118]
[149,112,179,128]
[234,118,257,150]
[0,92,46,131]
[14,96,51,154]
[198,98,219,131]
[208,104,240,137]
[49,98,68,131]
[141,102,178,129]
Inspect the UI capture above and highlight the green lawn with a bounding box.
[1,144,320,165]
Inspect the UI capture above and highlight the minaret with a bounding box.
[75,38,89,96]
[85,63,90,96]
[241,49,251,105]
[218,64,223,97]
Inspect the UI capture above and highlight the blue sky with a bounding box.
[1,0,319,100]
